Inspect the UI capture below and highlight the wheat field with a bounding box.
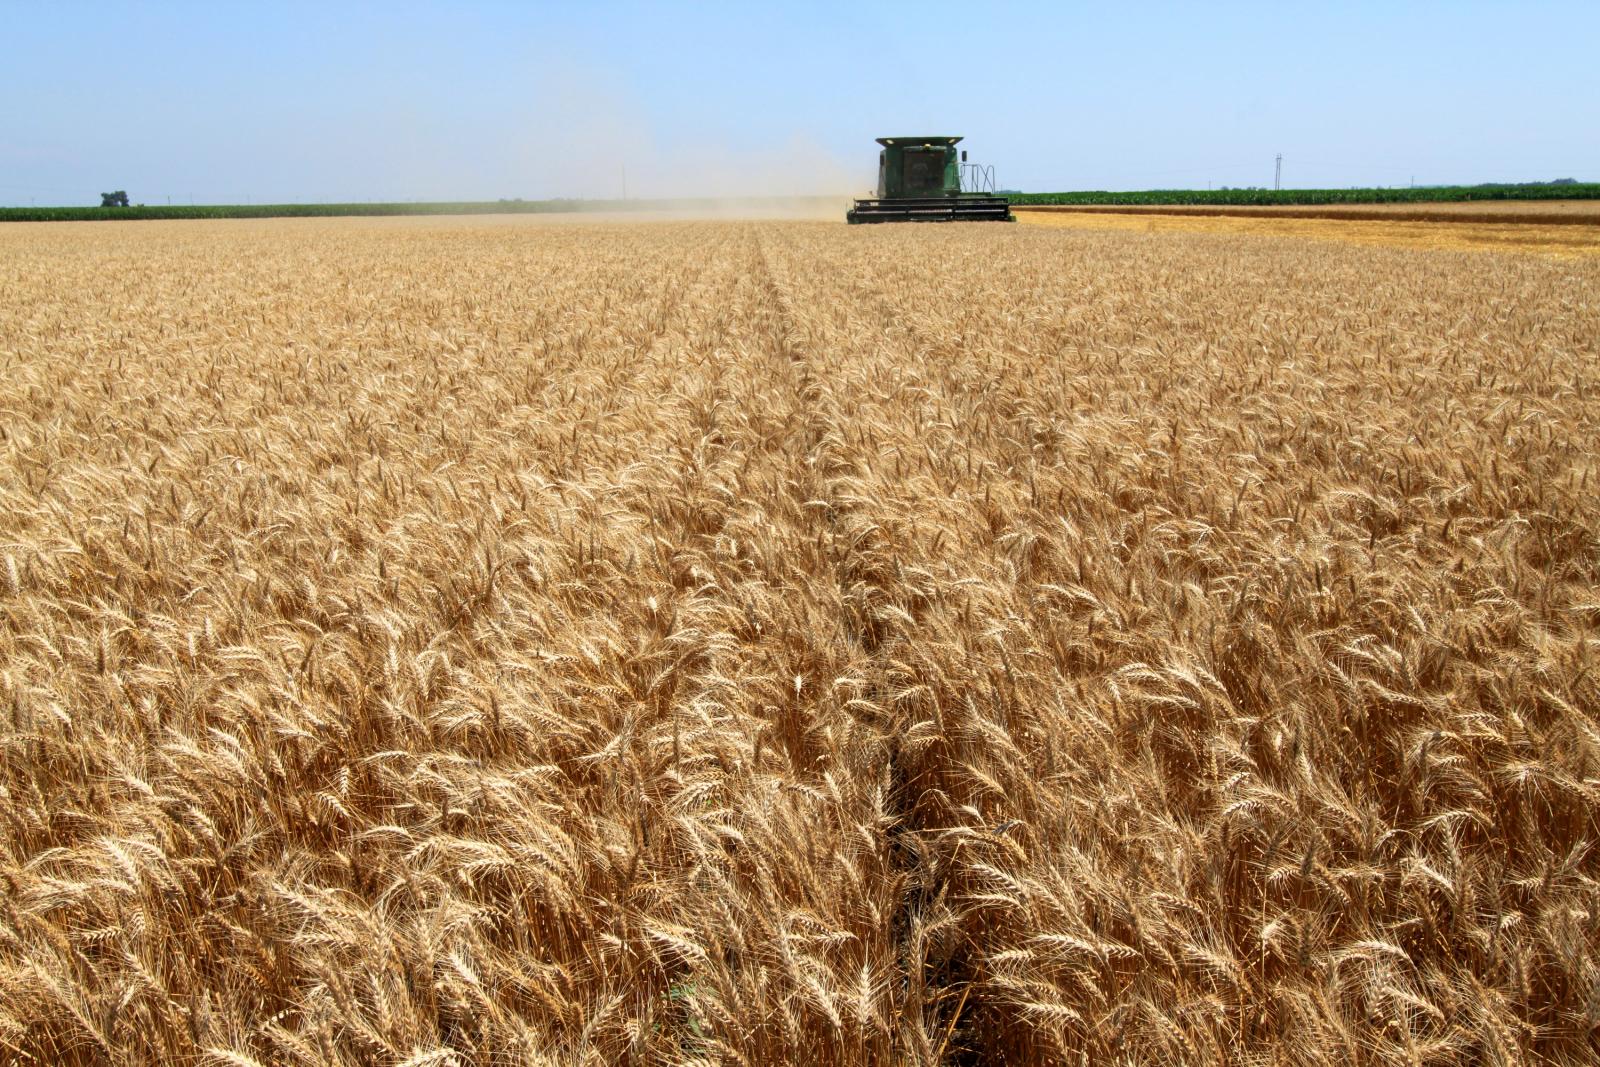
[2,216,1598,1065]
[1016,207,1600,258]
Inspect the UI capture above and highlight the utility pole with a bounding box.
[622,164,627,201]
[1275,153,1283,191]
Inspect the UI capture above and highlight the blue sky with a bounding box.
[3,1,1596,205]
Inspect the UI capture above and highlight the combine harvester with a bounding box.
[847,136,1014,224]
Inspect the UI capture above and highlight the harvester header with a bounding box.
[847,135,1013,224]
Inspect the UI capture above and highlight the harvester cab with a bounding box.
[847,136,1014,223]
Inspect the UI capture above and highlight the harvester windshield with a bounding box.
[902,150,945,195]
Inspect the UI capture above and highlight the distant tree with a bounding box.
[100,191,130,207]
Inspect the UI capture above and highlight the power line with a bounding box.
[0,182,89,194]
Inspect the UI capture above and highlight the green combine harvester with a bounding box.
[847,136,1014,224]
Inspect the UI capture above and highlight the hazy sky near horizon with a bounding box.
[3,1,1597,206]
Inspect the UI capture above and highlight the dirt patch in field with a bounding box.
[1016,204,1600,256]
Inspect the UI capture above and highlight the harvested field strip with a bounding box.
[1017,202,1600,225]
[2,216,1598,1065]
[1009,185,1600,207]
[1017,205,1600,257]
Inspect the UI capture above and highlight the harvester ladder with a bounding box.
[960,163,996,194]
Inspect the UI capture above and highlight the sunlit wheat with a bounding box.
[0,214,1596,1064]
